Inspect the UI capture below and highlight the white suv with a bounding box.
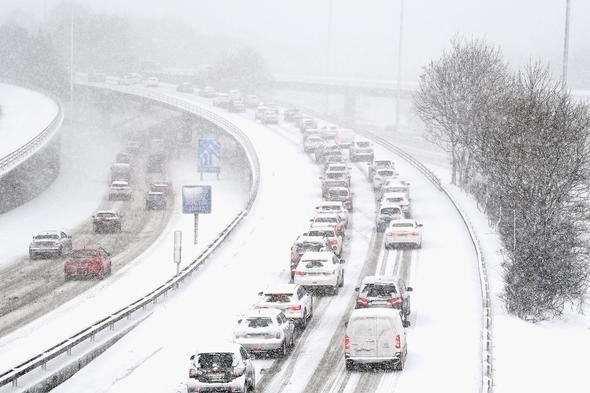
[255,284,314,328]
[294,251,345,295]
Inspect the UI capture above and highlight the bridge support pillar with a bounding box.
[343,94,357,126]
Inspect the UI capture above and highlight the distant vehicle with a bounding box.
[324,163,351,181]
[254,105,268,120]
[199,86,216,98]
[319,126,339,142]
[233,308,295,356]
[344,308,408,371]
[117,73,141,85]
[228,99,246,112]
[150,182,170,195]
[380,192,411,217]
[213,93,231,108]
[301,127,321,140]
[29,230,72,259]
[325,187,353,211]
[294,251,345,295]
[93,210,122,233]
[228,89,241,100]
[283,108,300,122]
[145,77,159,87]
[303,135,324,153]
[87,72,106,83]
[176,82,194,93]
[373,168,398,190]
[305,227,343,256]
[384,219,423,249]
[350,139,374,162]
[255,284,314,328]
[323,150,347,165]
[298,118,317,132]
[244,95,259,108]
[115,152,131,164]
[380,180,410,200]
[261,110,278,124]
[315,201,349,227]
[321,171,350,196]
[110,162,131,183]
[147,153,165,173]
[315,142,341,163]
[289,235,332,279]
[126,139,141,153]
[145,191,166,210]
[354,275,413,322]
[64,247,112,280]
[309,212,345,237]
[335,128,355,148]
[369,159,394,181]
[187,342,255,393]
[376,204,404,232]
[109,180,132,201]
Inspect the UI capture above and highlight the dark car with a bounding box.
[145,191,166,210]
[64,247,112,280]
[354,275,413,324]
[176,82,194,93]
[93,210,122,233]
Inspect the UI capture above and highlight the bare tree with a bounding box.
[414,37,508,185]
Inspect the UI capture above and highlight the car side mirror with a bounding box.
[340,259,346,264]
[257,291,263,296]
[190,354,195,361]
[354,287,359,292]
[403,320,411,328]
[237,319,242,324]
[344,321,348,327]
[406,287,413,292]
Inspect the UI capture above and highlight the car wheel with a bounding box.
[93,225,99,233]
[417,241,422,249]
[332,285,339,296]
[29,251,35,260]
[289,333,295,348]
[345,359,355,371]
[299,310,308,329]
[58,246,64,257]
[64,273,71,281]
[339,272,344,287]
[279,340,287,357]
[395,356,405,371]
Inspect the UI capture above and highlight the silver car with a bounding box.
[29,230,72,259]
[234,308,295,356]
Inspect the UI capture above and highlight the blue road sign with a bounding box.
[182,185,212,214]
[198,139,221,169]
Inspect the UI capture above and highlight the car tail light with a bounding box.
[395,335,401,349]
[289,305,302,311]
[386,232,396,237]
[390,297,402,305]
[189,368,197,378]
[345,335,351,350]
[357,297,369,306]
[295,271,306,276]
[410,232,418,236]
[329,239,338,245]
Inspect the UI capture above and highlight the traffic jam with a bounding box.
[185,89,425,392]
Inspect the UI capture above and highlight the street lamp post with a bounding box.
[394,0,405,132]
[562,0,571,90]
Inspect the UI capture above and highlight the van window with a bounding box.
[350,318,376,336]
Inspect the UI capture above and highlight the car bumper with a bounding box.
[385,235,421,246]
[345,352,402,364]
[187,375,245,392]
[30,247,61,254]
[295,275,338,287]
[235,337,283,351]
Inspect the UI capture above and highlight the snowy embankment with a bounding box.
[392,127,590,393]
[0,83,59,160]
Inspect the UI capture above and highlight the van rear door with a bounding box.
[349,317,377,358]
[376,315,398,358]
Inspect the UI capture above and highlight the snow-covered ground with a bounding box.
[44,84,480,393]
[0,83,59,159]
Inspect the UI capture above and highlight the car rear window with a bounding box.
[315,216,337,223]
[319,205,340,211]
[33,234,59,240]
[377,170,395,177]
[72,250,98,258]
[326,173,344,179]
[390,222,414,228]
[296,243,323,253]
[362,283,398,296]
[96,213,116,218]
[304,260,325,268]
[263,294,293,303]
[375,161,390,166]
[356,141,371,148]
[329,190,349,197]
[246,317,273,328]
[380,207,401,215]
[198,353,234,368]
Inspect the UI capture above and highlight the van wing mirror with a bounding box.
[403,320,411,328]
[354,287,359,292]
[406,287,413,292]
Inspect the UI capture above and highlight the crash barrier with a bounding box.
[0,83,261,391]
[0,83,64,177]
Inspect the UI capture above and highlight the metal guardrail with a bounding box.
[0,83,261,390]
[0,84,64,177]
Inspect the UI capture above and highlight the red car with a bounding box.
[64,247,112,280]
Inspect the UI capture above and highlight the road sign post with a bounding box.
[182,185,212,245]
[173,230,182,276]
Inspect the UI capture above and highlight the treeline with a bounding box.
[0,24,68,97]
[415,38,590,321]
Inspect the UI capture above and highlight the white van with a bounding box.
[344,308,407,371]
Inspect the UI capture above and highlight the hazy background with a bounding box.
[1,0,588,87]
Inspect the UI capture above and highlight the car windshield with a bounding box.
[319,205,340,211]
[308,230,335,237]
[388,197,404,203]
[362,283,398,296]
[71,250,98,258]
[246,317,273,328]
[96,213,116,218]
[381,208,401,215]
[296,243,323,253]
[33,234,59,240]
[390,222,414,228]
[263,294,293,303]
[198,353,234,368]
[304,260,325,268]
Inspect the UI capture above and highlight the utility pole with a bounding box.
[394,0,405,132]
[69,4,74,102]
[562,0,571,90]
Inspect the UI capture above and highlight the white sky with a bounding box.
[2,0,589,85]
